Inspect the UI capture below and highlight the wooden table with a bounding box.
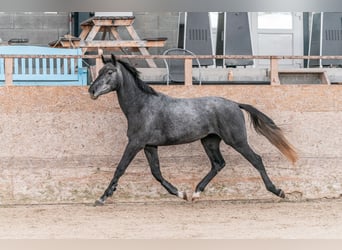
[51,16,167,68]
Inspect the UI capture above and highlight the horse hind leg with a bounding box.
[144,146,187,201]
[231,141,285,198]
[192,134,226,201]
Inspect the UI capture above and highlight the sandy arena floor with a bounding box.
[1,198,342,239]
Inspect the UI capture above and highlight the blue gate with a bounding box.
[0,46,87,86]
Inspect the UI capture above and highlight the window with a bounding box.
[258,12,293,29]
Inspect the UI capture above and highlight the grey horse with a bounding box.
[88,54,298,205]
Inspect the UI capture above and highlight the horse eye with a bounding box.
[108,70,113,75]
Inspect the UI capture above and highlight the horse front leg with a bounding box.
[95,142,142,206]
[144,146,187,201]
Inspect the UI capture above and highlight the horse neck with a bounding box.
[116,65,150,117]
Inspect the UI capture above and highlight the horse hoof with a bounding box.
[178,191,188,201]
[94,199,105,206]
[278,190,286,199]
[183,192,188,201]
[191,191,201,202]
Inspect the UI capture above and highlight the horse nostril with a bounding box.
[88,86,97,99]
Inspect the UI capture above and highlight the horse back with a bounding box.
[135,95,244,146]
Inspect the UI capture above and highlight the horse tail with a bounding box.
[239,103,298,164]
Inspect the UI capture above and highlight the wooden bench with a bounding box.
[80,16,166,68]
[0,46,87,86]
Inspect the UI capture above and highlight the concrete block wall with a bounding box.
[133,12,179,52]
[0,12,177,49]
[0,85,341,205]
[130,12,179,67]
[0,12,69,45]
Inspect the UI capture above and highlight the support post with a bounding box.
[270,57,280,85]
[90,50,104,81]
[5,57,13,86]
[184,58,192,86]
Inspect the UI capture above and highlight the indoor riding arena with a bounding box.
[0,11,342,239]
[1,84,341,238]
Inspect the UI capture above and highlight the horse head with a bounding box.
[88,54,123,100]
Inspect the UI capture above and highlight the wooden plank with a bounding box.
[125,25,141,40]
[90,65,97,82]
[79,40,166,48]
[59,40,80,48]
[81,47,123,53]
[124,24,161,66]
[79,26,91,40]
[5,57,13,85]
[99,27,113,40]
[81,16,135,25]
[81,25,102,54]
[110,27,123,40]
[85,25,102,41]
[94,56,104,79]
[144,40,166,47]
[3,54,342,60]
[137,47,157,67]
[124,26,160,67]
[91,19,134,27]
[184,58,192,86]
[270,57,280,85]
[109,27,131,55]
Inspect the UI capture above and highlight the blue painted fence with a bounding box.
[0,46,87,86]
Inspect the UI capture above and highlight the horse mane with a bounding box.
[117,59,158,96]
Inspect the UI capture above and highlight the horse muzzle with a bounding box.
[89,93,98,100]
[88,85,99,100]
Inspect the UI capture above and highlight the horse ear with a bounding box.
[111,54,117,66]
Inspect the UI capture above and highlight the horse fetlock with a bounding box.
[105,186,116,197]
[268,186,286,199]
[265,183,277,192]
[278,189,286,198]
[191,191,201,202]
[216,162,226,172]
[94,198,106,206]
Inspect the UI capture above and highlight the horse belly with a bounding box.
[156,110,217,145]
